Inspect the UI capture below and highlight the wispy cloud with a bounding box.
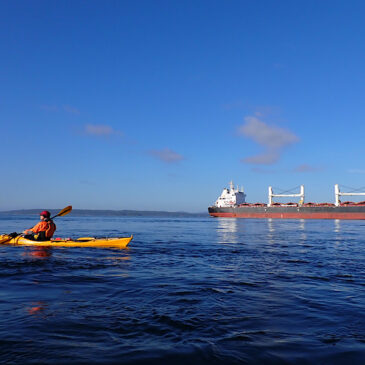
[251,167,282,174]
[40,105,59,112]
[222,100,244,111]
[84,124,123,137]
[348,168,365,174]
[238,115,299,165]
[63,105,80,115]
[251,164,324,174]
[273,63,286,70]
[293,164,324,173]
[40,104,80,114]
[149,148,184,163]
[244,151,280,165]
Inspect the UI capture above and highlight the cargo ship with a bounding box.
[208,181,365,220]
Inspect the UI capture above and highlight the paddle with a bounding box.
[0,206,73,244]
[51,205,72,219]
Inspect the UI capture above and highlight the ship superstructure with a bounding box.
[214,181,246,207]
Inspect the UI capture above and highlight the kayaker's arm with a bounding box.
[24,222,47,235]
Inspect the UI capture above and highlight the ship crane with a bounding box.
[335,184,365,206]
[268,185,305,207]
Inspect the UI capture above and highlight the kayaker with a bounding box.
[23,210,56,241]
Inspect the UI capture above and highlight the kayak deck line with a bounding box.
[0,235,133,248]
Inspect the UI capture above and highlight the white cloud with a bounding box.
[238,116,298,149]
[242,151,280,165]
[149,148,184,163]
[238,115,299,165]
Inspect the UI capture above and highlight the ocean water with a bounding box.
[0,215,364,364]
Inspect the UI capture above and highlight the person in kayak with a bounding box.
[23,210,56,241]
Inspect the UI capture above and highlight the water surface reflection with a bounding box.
[216,218,239,243]
[22,247,52,259]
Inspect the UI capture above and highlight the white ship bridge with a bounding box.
[214,181,246,208]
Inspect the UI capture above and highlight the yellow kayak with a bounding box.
[0,235,133,248]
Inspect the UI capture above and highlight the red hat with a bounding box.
[40,210,51,218]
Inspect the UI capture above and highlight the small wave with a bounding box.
[285,259,309,264]
[307,275,331,282]
[154,314,198,331]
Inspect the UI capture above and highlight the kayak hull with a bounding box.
[0,235,133,248]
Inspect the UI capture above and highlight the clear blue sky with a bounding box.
[1,0,365,212]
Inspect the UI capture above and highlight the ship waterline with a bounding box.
[208,205,365,219]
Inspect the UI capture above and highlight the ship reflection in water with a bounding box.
[267,218,307,240]
[334,219,341,233]
[217,218,312,245]
[216,218,239,243]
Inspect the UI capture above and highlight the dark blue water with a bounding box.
[0,216,364,364]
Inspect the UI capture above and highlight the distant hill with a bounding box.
[0,209,208,218]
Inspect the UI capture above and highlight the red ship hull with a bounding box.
[208,205,365,220]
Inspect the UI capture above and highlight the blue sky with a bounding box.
[1,0,365,212]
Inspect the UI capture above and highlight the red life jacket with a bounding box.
[34,220,56,240]
[45,220,56,239]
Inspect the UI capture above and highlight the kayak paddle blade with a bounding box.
[52,205,72,219]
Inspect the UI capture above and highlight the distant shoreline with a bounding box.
[0,209,208,218]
